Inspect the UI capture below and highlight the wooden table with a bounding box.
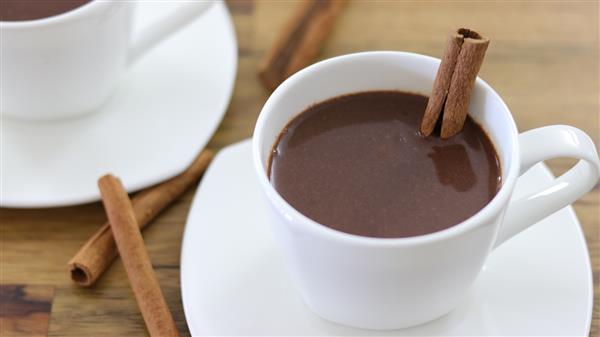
[1,1,598,336]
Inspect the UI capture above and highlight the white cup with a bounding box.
[252,51,600,330]
[0,0,213,120]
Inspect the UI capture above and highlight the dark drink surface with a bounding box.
[269,91,501,238]
[1,0,92,21]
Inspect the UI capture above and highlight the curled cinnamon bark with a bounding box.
[420,28,490,139]
[259,0,346,91]
[69,150,213,286]
[98,175,179,337]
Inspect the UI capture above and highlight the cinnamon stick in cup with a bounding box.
[420,28,490,139]
[98,174,179,337]
[259,0,346,91]
[69,150,213,287]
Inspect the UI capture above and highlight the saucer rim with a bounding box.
[0,1,238,208]
[180,139,593,336]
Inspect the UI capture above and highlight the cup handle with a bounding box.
[493,125,600,248]
[127,1,214,66]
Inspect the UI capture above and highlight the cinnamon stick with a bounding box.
[420,28,490,139]
[98,174,179,337]
[419,33,464,137]
[69,150,213,287]
[259,0,346,91]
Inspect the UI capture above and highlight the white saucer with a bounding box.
[0,1,237,208]
[181,139,592,336]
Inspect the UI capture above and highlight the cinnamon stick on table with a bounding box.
[98,174,179,337]
[420,28,490,139]
[69,150,213,287]
[259,0,346,91]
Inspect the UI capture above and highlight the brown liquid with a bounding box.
[269,91,501,238]
[1,0,92,21]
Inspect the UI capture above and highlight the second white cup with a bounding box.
[0,0,213,120]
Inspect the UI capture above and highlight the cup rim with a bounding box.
[252,51,520,247]
[0,0,105,28]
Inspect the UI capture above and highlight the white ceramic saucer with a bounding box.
[181,140,592,336]
[0,1,237,208]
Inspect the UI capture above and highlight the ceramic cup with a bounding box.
[0,0,213,120]
[252,51,600,330]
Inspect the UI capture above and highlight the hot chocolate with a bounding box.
[1,0,92,21]
[269,91,501,238]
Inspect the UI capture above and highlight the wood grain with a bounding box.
[0,1,598,336]
[0,285,54,337]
